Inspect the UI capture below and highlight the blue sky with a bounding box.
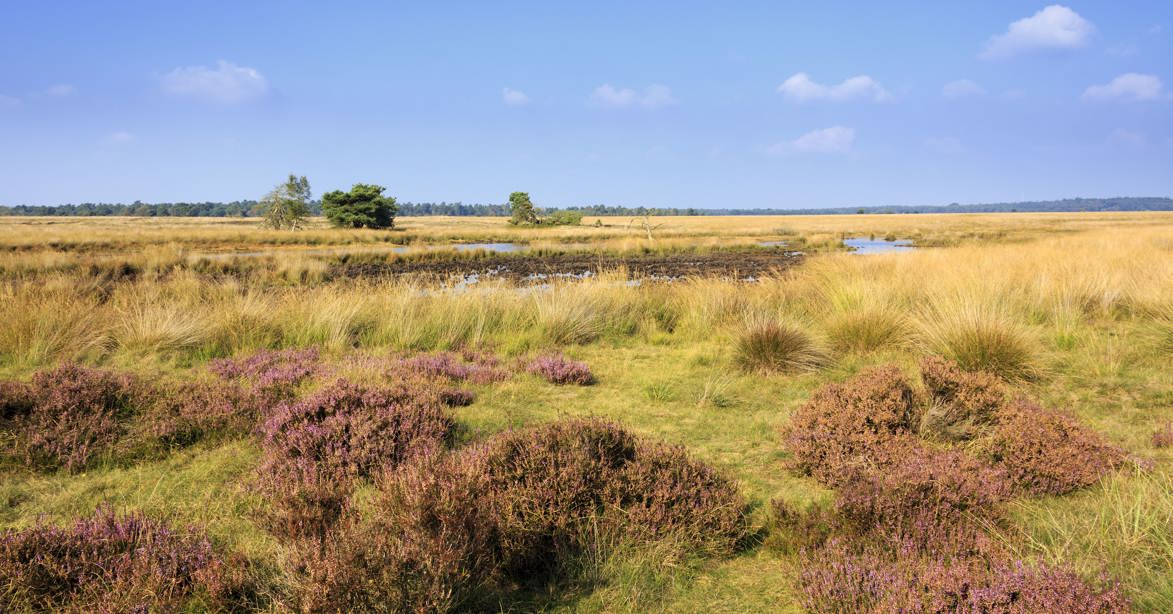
[1,1,1171,208]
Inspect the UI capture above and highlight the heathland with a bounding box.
[0,212,1170,612]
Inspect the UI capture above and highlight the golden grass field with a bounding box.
[1,212,1170,611]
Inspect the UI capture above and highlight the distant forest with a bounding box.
[1,197,1170,218]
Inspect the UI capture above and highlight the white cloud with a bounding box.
[0,94,18,108]
[160,60,269,104]
[924,136,964,154]
[109,131,134,144]
[588,83,677,108]
[502,87,530,106]
[942,79,986,99]
[1082,73,1164,102]
[980,5,1094,60]
[777,73,890,103]
[768,126,855,155]
[44,84,76,97]
[1105,43,1139,57]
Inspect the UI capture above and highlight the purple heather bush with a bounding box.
[977,398,1127,496]
[0,506,251,612]
[918,355,1007,442]
[524,352,595,385]
[1153,421,1173,449]
[781,365,919,486]
[209,347,323,393]
[394,350,509,385]
[132,380,260,452]
[10,364,142,472]
[289,418,747,611]
[798,537,1129,614]
[255,379,454,540]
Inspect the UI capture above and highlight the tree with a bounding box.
[320,184,398,229]
[507,191,539,225]
[261,175,312,230]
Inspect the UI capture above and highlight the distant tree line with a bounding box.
[3,197,1171,217]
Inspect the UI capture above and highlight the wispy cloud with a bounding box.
[1107,129,1146,148]
[588,84,677,108]
[108,131,134,144]
[942,79,986,99]
[0,94,19,108]
[768,126,855,155]
[980,5,1094,60]
[160,60,269,104]
[502,87,530,106]
[777,73,890,103]
[1082,73,1164,102]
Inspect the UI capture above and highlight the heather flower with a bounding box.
[209,347,322,392]
[0,505,249,612]
[14,364,141,472]
[255,379,454,540]
[976,398,1127,496]
[523,352,594,385]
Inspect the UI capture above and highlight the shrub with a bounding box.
[131,380,260,452]
[524,352,595,385]
[14,364,141,472]
[798,539,1129,614]
[394,350,508,384]
[0,506,249,612]
[918,356,1006,442]
[977,399,1127,496]
[834,441,1012,534]
[255,380,454,540]
[209,347,322,393]
[735,317,825,374]
[781,366,919,486]
[1152,421,1173,449]
[605,441,747,553]
[291,419,748,612]
[292,452,502,613]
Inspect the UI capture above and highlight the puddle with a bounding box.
[452,243,522,253]
[844,237,915,254]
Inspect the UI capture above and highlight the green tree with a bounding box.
[260,174,312,230]
[321,183,398,229]
[507,191,539,225]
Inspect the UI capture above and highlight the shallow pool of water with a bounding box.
[451,242,522,253]
[843,237,915,254]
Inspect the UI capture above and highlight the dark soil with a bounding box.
[330,248,803,282]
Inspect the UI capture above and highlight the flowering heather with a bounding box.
[291,419,747,611]
[134,380,260,451]
[255,380,454,539]
[293,452,503,613]
[781,366,919,486]
[0,506,247,612]
[14,364,141,472]
[977,398,1127,496]
[834,440,1012,534]
[524,352,595,385]
[394,350,509,384]
[798,538,1129,613]
[209,347,322,391]
[1153,421,1173,449]
[918,355,1006,442]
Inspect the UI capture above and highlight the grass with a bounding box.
[1,213,1171,611]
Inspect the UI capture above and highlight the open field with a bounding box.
[1,213,1171,612]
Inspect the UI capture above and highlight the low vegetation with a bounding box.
[0,212,1169,612]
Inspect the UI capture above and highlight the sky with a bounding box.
[1,1,1171,209]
